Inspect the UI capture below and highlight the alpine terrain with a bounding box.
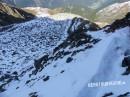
[0,1,130,97]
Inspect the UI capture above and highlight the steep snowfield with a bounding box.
[78,27,130,97]
[0,13,130,97]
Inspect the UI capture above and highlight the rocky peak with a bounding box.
[0,2,35,26]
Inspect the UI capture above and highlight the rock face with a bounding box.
[0,2,35,26]
[95,1,130,24]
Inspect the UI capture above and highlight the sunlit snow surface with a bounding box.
[0,16,130,97]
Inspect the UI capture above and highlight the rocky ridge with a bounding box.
[0,2,35,26]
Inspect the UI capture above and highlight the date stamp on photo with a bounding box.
[88,80,126,88]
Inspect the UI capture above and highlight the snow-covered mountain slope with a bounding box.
[0,12,130,97]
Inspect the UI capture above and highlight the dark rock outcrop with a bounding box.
[117,92,130,97]
[104,12,130,32]
[102,92,113,97]
[0,2,35,26]
[122,55,130,75]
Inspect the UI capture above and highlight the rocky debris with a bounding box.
[117,92,130,97]
[0,2,35,26]
[0,72,19,92]
[102,92,113,97]
[122,51,130,75]
[60,70,65,74]
[32,17,100,73]
[95,1,130,24]
[34,55,49,71]
[66,57,73,63]
[43,76,50,82]
[102,92,130,97]
[29,92,38,97]
[0,17,72,78]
